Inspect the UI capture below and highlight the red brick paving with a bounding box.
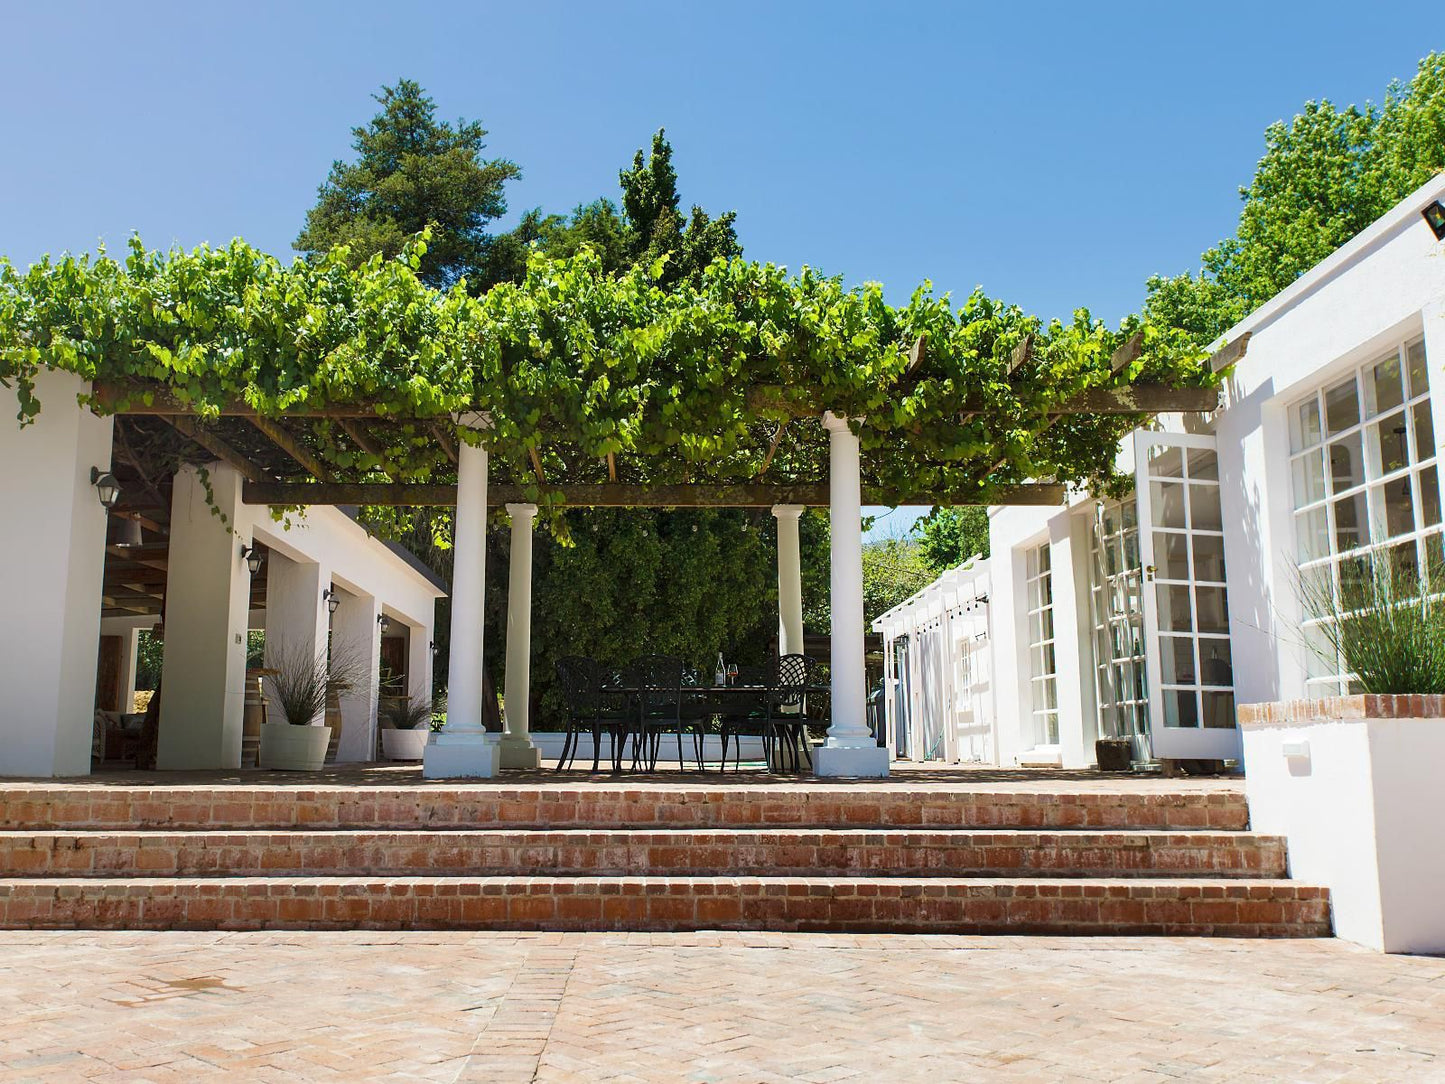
[0,931,1439,1081]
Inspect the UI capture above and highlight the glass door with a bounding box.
[1089,499,1150,760]
[1134,432,1241,762]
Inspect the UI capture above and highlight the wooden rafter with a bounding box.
[429,422,459,467]
[1208,332,1251,373]
[606,452,618,482]
[755,421,789,479]
[161,416,269,483]
[338,418,387,464]
[247,416,335,482]
[527,445,547,483]
[241,481,1067,508]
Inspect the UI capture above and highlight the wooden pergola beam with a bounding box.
[338,418,387,463]
[1208,332,1251,374]
[161,416,270,483]
[247,416,336,482]
[241,481,1067,508]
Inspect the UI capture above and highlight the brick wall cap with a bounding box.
[1237,694,1445,729]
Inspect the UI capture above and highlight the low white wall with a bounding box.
[1242,699,1445,954]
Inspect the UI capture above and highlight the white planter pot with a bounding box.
[258,721,332,772]
[381,727,430,761]
[1241,694,1445,953]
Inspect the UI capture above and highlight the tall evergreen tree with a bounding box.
[295,79,519,289]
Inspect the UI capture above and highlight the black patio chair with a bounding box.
[554,655,632,772]
[718,656,778,772]
[765,653,819,773]
[626,654,699,771]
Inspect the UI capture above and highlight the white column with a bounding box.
[499,503,541,769]
[772,505,805,656]
[0,370,114,777]
[157,463,253,769]
[332,588,382,763]
[406,619,434,712]
[118,626,141,715]
[262,553,329,724]
[814,413,889,777]
[425,426,498,778]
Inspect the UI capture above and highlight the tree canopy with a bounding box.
[1146,53,1445,344]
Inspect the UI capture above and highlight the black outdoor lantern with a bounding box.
[1423,200,1445,241]
[90,467,121,511]
[240,544,265,575]
[429,640,439,657]
[323,587,341,615]
[378,613,391,634]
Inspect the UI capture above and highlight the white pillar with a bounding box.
[118,626,141,715]
[772,505,805,656]
[406,619,434,711]
[425,426,498,778]
[332,587,382,763]
[262,553,329,725]
[499,503,541,769]
[0,370,114,777]
[157,464,253,769]
[813,413,889,777]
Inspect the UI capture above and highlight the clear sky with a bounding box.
[1,3,1436,537]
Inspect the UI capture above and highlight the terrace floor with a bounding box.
[0,930,1440,1081]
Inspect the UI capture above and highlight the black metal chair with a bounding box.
[718,657,777,772]
[554,656,631,772]
[765,653,818,773]
[627,654,698,771]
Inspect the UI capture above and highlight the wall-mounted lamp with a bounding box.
[240,544,265,575]
[429,640,439,657]
[90,467,121,511]
[377,614,391,634]
[1423,200,1445,241]
[322,587,341,615]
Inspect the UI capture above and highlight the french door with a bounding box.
[1133,431,1241,762]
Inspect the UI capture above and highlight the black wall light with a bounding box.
[377,613,391,633]
[90,467,121,511]
[240,544,265,574]
[323,587,341,615]
[1423,200,1445,241]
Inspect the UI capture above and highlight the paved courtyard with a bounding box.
[0,932,1441,1082]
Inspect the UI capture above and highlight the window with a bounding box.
[1289,338,1441,693]
[1089,499,1148,744]
[1025,543,1059,745]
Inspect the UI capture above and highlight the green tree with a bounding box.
[294,79,520,289]
[913,506,990,573]
[1146,53,1445,343]
[861,537,934,630]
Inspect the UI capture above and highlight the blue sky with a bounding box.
[1,3,1435,538]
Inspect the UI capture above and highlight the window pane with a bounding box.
[1295,507,1330,562]
[1333,492,1370,553]
[1421,466,1441,528]
[1156,532,1190,580]
[1186,448,1219,480]
[1195,586,1229,633]
[1151,481,1187,528]
[1156,584,1193,632]
[1193,534,1227,581]
[1325,377,1361,435]
[1368,411,1410,476]
[1292,451,1326,508]
[1123,529,1140,573]
[1365,353,1405,417]
[1407,340,1429,399]
[1161,635,1195,684]
[1122,499,1138,529]
[1201,691,1236,729]
[1427,532,1444,572]
[1291,398,1322,452]
[1415,402,1435,461]
[1189,484,1223,530]
[1373,479,1415,539]
[1328,431,1365,492]
[1298,564,1333,620]
[1198,638,1233,686]
[1164,690,1200,728]
[1149,445,1184,478]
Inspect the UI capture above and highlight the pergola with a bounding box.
[1,241,1242,778]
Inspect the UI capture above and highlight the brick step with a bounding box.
[0,786,1249,831]
[0,876,1329,936]
[0,828,1287,879]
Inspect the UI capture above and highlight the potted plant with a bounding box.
[259,642,363,771]
[1240,552,1445,952]
[380,696,436,761]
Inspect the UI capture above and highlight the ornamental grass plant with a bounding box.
[267,641,366,726]
[1297,550,1445,695]
[383,696,437,731]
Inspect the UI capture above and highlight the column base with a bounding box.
[497,737,542,770]
[423,731,499,779]
[812,744,890,778]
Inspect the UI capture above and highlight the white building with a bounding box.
[877,175,1445,770]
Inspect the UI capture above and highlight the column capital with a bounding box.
[822,411,853,433]
[450,410,493,432]
[505,502,538,521]
[771,504,805,520]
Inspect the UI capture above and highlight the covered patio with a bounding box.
[0,242,1231,780]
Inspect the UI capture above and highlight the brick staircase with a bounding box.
[0,783,1330,936]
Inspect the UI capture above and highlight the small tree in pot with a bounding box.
[259,641,366,771]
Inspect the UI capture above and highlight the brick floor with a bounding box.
[0,932,1439,1081]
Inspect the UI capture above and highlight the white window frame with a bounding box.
[1025,543,1059,746]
